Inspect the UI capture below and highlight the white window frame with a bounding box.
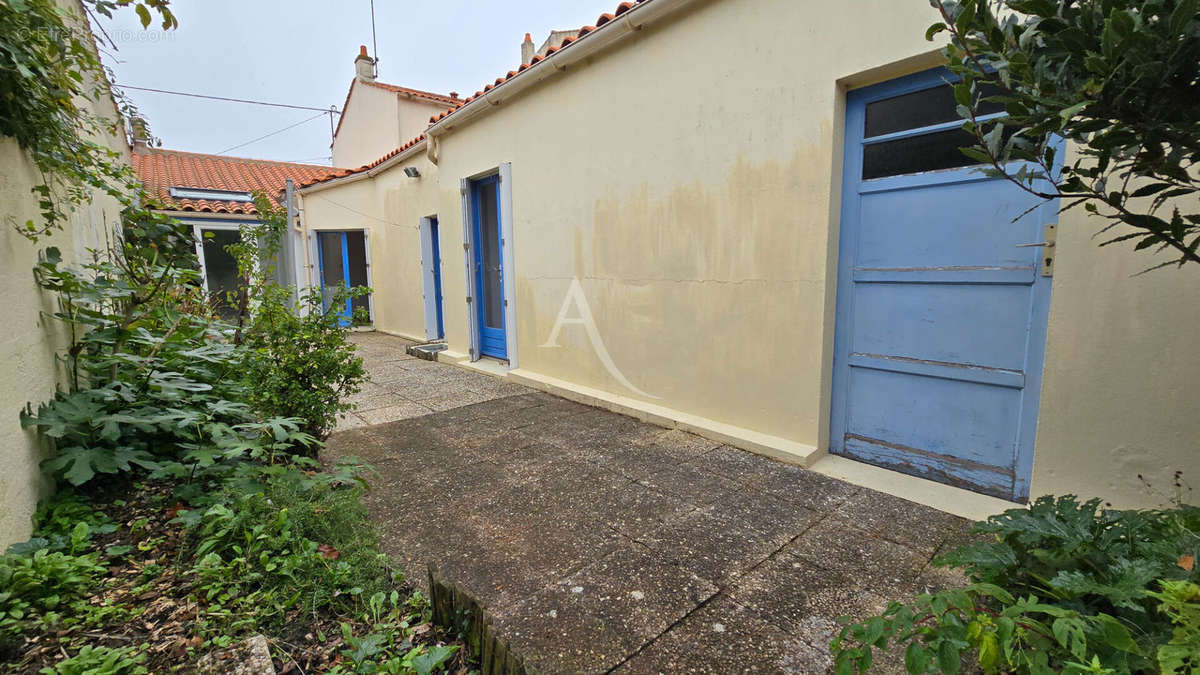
[183,218,257,295]
[170,186,253,202]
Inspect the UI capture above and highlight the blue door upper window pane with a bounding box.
[864,82,1005,138]
[862,82,1007,180]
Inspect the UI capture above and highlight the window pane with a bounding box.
[318,231,345,314]
[864,82,1005,138]
[478,182,504,330]
[862,127,984,180]
[201,229,241,318]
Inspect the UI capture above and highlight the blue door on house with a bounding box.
[471,175,506,359]
[316,230,370,326]
[830,68,1056,501]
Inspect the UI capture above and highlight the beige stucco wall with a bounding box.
[1031,198,1200,508]
[332,82,453,170]
[308,0,1199,509]
[0,4,131,546]
[332,81,400,168]
[431,0,944,450]
[396,98,450,149]
[299,151,443,341]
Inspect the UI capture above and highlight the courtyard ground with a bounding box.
[326,332,972,673]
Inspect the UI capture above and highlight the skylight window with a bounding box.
[168,186,253,202]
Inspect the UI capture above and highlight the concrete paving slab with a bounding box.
[835,488,973,556]
[639,508,782,586]
[784,516,930,589]
[613,596,824,674]
[328,332,975,672]
[557,543,719,645]
[491,586,633,673]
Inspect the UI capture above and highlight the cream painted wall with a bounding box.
[396,98,450,148]
[0,2,131,546]
[1031,194,1200,508]
[299,152,444,341]
[309,0,1199,509]
[332,81,399,168]
[431,0,944,450]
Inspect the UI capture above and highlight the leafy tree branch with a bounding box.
[928,0,1200,269]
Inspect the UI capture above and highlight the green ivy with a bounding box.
[0,0,176,241]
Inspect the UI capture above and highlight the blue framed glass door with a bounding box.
[316,230,370,326]
[470,176,506,359]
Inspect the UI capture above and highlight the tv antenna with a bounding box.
[370,0,379,78]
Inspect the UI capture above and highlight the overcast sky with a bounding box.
[95,1,615,166]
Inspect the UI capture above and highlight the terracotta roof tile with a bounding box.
[133,148,346,214]
[427,0,654,127]
[294,134,426,190]
[360,79,460,106]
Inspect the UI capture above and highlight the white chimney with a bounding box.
[521,33,534,65]
[355,45,375,80]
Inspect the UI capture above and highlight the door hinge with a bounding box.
[462,242,469,251]
[465,296,472,303]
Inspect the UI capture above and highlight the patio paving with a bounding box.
[327,333,973,673]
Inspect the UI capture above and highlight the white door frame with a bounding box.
[459,163,518,366]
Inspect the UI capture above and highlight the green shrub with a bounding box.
[242,284,367,440]
[0,548,105,635]
[21,244,316,488]
[182,467,392,634]
[40,644,147,675]
[832,496,1200,673]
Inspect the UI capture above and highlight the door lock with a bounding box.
[1016,224,1056,277]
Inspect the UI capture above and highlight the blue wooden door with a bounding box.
[831,69,1055,501]
[471,176,506,359]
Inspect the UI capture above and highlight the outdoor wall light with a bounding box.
[403,167,421,178]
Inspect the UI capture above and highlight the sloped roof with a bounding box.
[133,148,345,214]
[361,79,460,107]
[430,0,651,126]
[296,134,427,190]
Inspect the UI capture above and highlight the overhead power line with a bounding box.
[115,84,339,114]
[216,111,328,155]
